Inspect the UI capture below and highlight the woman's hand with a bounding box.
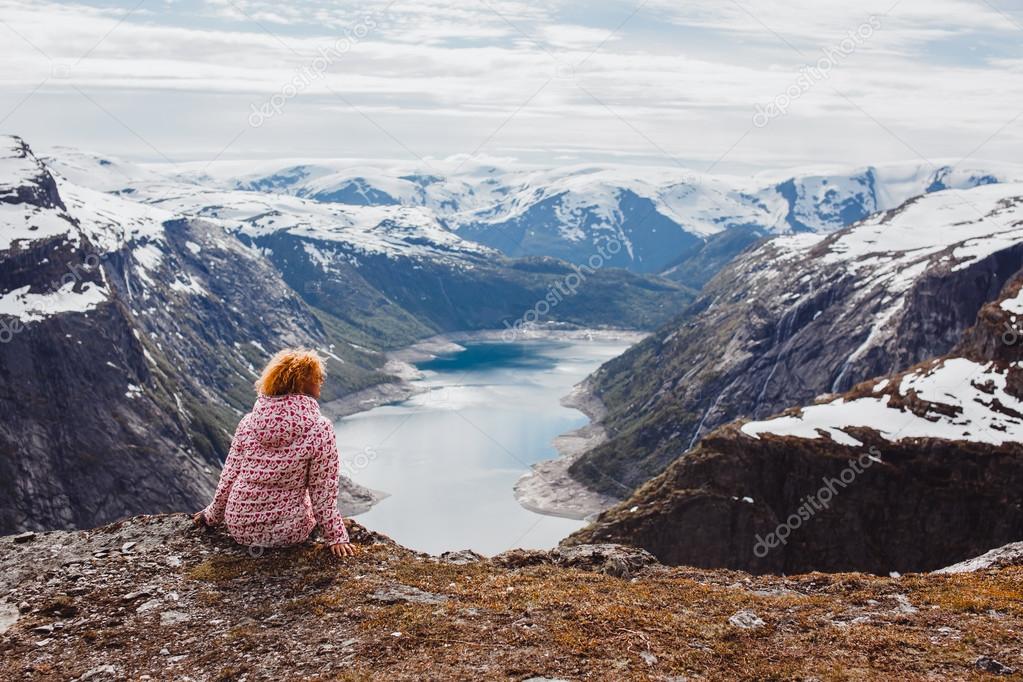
[192,511,208,527]
[330,542,357,559]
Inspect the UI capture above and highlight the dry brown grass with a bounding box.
[4,517,1021,681]
[335,558,1023,680]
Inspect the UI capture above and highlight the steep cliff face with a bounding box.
[1,515,1022,680]
[568,274,1023,574]
[0,138,384,534]
[569,184,1023,496]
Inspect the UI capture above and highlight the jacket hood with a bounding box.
[248,394,322,449]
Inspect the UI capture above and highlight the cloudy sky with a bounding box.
[1,0,1021,173]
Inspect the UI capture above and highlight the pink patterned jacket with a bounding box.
[202,394,350,547]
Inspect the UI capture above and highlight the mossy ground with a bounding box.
[2,515,1021,681]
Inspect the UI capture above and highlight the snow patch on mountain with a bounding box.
[1001,289,1023,316]
[140,188,496,263]
[57,180,173,254]
[820,186,1023,268]
[742,357,1023,446]
[40,146,162,194]
[0,280,108,322]
[764,184,1023,386]
[0,202,76,251]
[0,139,79,251]
[0,137,45,187]
[168,276,208,297]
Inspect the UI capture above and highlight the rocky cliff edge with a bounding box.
[1,515,1022,680]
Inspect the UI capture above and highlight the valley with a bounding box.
[332,334,634,556]
[569,184,1023,498]
[0,136,686,536]
[5,4,1023,677]
[3,133,1022,580]
[569,202,1023,574]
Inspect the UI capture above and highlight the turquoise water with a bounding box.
[333,337,630,556]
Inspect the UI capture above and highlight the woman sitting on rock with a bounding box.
[194,348,357,559]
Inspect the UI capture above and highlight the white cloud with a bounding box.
[0,0,1019,172]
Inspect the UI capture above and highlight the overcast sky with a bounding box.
[1,0,1021,173]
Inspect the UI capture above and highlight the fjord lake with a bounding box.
[334,337,632,556]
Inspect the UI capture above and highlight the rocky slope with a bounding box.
[567,271,1023,575]
[1,515,1022,680]
[567,182,1023,497]
[0,137,387,534]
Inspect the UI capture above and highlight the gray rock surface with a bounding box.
[2,513,1022,680]
[728,609,766,629]
[494,542,659,579]
[934,542,1023,574]
[369,585,448,605]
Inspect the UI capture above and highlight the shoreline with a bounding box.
[512,378,625,521]
[322,325,644,519]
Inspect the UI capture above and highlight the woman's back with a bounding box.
[199,349,350,550]
[233,394,329,490]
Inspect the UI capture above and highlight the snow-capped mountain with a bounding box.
[142,189,497,264]
[570,271,1023,575]
[41,147,496,265]
[566,181,1023,496]
[40,148,693,343]
[754,162,1005,233]
[44,146,1021,287]
[155,156,1023,284]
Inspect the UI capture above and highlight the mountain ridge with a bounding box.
[44,146,1023,288]
[567,259,1023,574]
[564,181,1023,499]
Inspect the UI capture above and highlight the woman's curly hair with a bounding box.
[255,348,325,397]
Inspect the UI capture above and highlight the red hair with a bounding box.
[255,348,325,397]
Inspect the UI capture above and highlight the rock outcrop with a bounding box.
[2,515,1023,680]
[568,272,1023,575]
[936,542,1023,574]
